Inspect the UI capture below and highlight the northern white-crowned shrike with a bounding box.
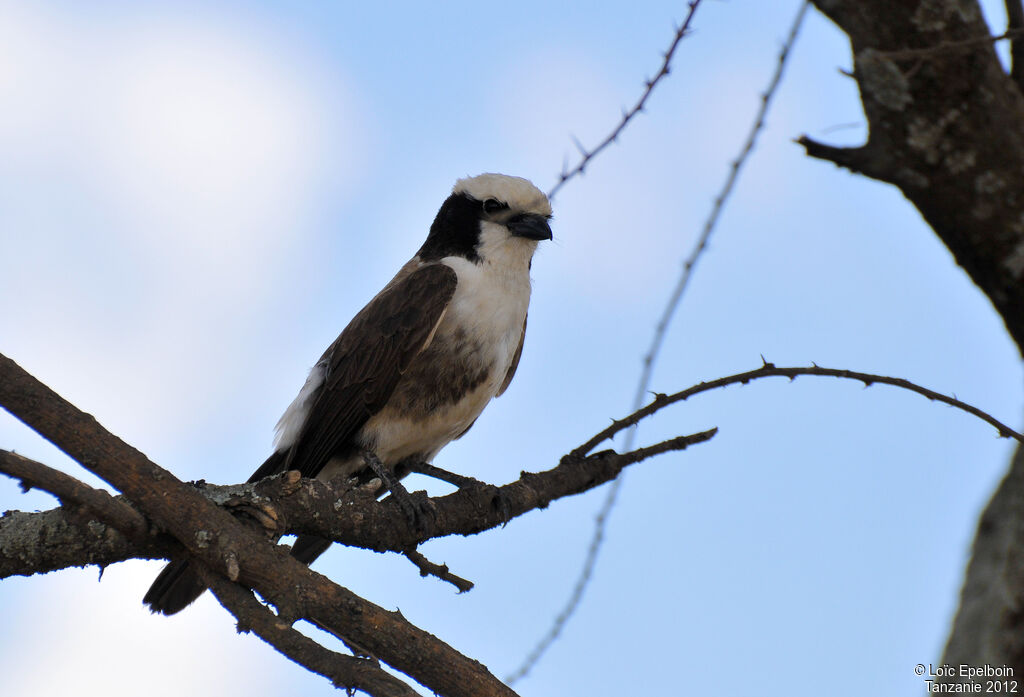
[144,173,552,614]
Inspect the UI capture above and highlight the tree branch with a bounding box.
[0,351,518,697]
[0,449,148,541]
[804,0,1024,354]
[0,505,168,577]
[574,361,1024,457]
[5,358,1013,587]
[0,351,716,695]
[201,568,422,697]
[547,0,703,199]
[403,548,474,593]
[1,422,718,582]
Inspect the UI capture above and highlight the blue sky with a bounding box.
[2,1,1022,695]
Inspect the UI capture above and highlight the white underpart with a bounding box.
[350,222,537,469]
[273,360,325,451]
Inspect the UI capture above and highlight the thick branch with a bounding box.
[0,506,167,577]
[806,0,1024,354]
[1,426,717,580]
[202,569,422,697]
[0,449,148,540]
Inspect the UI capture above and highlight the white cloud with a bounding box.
[0,3,367,447]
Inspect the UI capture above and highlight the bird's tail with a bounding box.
[143,450,333,615]
[143,558,206,615]
[143,536,333,615]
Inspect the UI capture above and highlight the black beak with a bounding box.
[507,213,553,241]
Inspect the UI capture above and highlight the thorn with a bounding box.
[759,354,775,369]
[570,134,588,157]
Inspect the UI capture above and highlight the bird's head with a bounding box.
[419,173,552,265]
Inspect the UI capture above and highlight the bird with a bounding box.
[143,173,552,615]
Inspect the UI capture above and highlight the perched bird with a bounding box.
[144,173,552,615]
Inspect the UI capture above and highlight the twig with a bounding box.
[1007,0,1024,90]
[403,548,474,593]
[615,430,718,465]
[507,1,811,685]
[575,362,1024,457]
[408,462,481,490]
[636,0,812,449]
[0,449,148,540]
[546,0,703,200]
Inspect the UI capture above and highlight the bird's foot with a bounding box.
[408,461,511,526]
[362,450,433,530]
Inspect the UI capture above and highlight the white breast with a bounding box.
[358,232,536,466]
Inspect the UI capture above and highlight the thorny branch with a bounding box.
[577,361,1024,457]
[546,0,702,200]
[507,1,812,685]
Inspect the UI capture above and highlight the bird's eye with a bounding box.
[482,198,507,215]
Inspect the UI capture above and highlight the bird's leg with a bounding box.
[361,450,432,530]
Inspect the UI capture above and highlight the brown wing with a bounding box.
[282,263,457,479]
[496,314,527,397]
